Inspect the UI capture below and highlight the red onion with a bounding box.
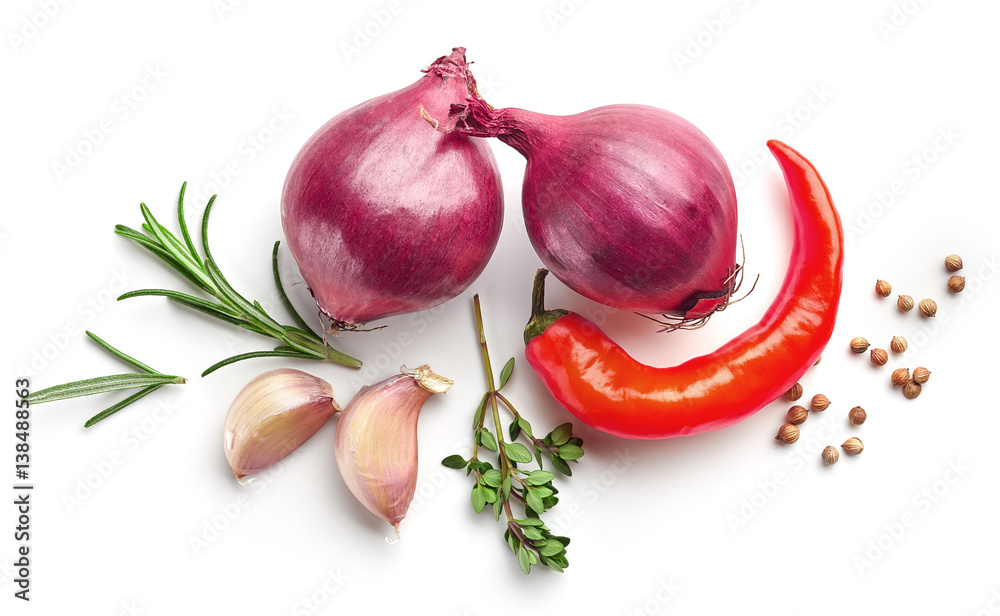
[431,98,738,320]
[281,48,503,327]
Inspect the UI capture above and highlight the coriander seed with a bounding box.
[897,294,914,312]
[870,348,888,366]
[814,355,822,366]
[784,382,804,401]
[787,405,809,425]
[891,368,910,387]
[948,275,966,293]
[850,337,870,354]
[918,298,937,317]
[776,423,800,444]
[822,446,839,465]
[945,254,963,272]
[875,279,892,297]
[842,437,864,455]
[903,380,922,399]
[849,406,867,425]
[912,366,931,384]
[890,335,907,354]
[810,393,831,412]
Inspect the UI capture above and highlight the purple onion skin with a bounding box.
[445,101,737,316]
[281,48,503,326]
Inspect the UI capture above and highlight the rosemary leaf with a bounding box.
[175,182,203,269]
[115,225,212,292]
[120,289,267,334]
[140,203,205,278]
[27,373,184,405]
[200,193,219,264]
[84,385,165,428]
[85,330,160,374]
[200,349,315,377]
[272,241,314,334]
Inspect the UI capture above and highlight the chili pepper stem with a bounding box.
[524,269,568,345]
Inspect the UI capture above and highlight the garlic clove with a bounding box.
[334,364,453,538]
[224,368,340,483]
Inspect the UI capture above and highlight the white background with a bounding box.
[3,0,1000,613]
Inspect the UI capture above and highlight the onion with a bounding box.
[281,48,503,327]
[431,97,738,320]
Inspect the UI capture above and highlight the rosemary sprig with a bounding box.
[115,183,362,376]
[442,295,583,574]
[26,331,186,427]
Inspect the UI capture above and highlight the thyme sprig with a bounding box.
[115,183,362,376]
[26,331,186,427]
[442,295,583,574]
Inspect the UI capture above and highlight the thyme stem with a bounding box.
[442,294,583,574]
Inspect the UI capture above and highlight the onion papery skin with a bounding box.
[281,48,503,326]
[443,100,738,317]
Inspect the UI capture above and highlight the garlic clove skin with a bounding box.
[334,365,453,537]
[225,368,341,483]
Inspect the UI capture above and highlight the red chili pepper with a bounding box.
[523,140,844,439]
